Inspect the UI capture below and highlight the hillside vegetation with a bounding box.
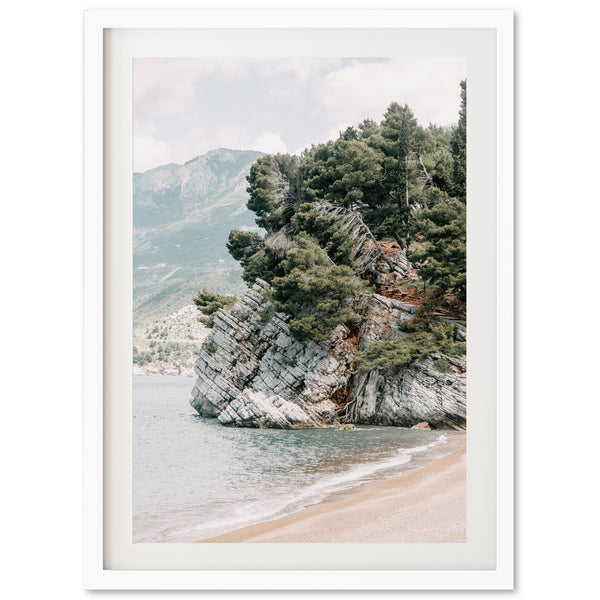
[203,82,467,371]
[133,305,211,375]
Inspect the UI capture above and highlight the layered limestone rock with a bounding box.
[190,279,353,428]
[217,390,323,428]
[344,295,466,430]
[346,353,466,429]
[190,283,466,430]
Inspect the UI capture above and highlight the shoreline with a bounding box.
[133,367,196,377]
[198,436,466,544]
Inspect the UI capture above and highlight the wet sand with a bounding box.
[199,438,466,544]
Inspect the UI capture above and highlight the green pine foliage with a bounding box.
[192,288,237,327]
[355,331,439,373]
[269,234,372,342]
[421,124,454,193]
[224,81,468,346]
[355,321,465,374]
[240,248,284,285]
[291,205,356,266]
[450,80,467,201]
[433,357,453,373]
[226,229,285,284]
[379,103,424,211]
[408,197,466,301]
[246,153,301,233]
[301,139,382,211]
[226,229,263,264]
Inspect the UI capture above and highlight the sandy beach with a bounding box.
[200,436,466,544]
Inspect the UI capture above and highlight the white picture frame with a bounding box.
[84,8,513,590]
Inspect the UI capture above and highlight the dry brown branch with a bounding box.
[312,202,396,274]
[264,228,294,258]
[417,154,435,190]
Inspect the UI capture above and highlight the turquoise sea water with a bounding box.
[133,375,463,542]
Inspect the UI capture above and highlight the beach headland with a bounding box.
[199,436,466,544]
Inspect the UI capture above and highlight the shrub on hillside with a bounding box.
[192,288,237,328]
[354,320,465,373]
[269,234,372,343]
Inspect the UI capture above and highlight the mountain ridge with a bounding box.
[133,148,264,327]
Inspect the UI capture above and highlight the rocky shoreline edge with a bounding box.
[190,279,466,430]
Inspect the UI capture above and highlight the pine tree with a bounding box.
[421,124,454,193]
[269,234,372,342]
[450,80,467,201]
[193,288,237,327]
[408,198,466,301]
[226,230,263,264]
[321,140,381,211]
[246,153,300,232]
[379,103,424,212]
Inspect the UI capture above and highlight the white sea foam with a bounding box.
[182,433,450,541]
[133,379,463,544]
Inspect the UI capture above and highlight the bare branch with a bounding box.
[416,154,435,190]
[310,202,398,274]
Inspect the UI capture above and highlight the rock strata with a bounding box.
[190,282,466,430]
[344,295,466,430]
[191,279,352,427]
[218,390,323,428]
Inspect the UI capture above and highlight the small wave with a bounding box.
[182,433,450,541]
[135,432,455,543]
[150,501,290,543]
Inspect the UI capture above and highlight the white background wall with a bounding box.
[1,1,598,598]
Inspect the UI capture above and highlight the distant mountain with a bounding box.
[133,148,264,326]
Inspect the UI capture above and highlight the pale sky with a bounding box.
[133,57,465,173]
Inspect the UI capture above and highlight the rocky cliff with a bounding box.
[190,280,466,430]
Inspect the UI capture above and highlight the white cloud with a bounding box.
[132,57,465,169]
[208,57,344,84]
[134,121,192,172]
[261,57,344,83]
[315,58,466,128]
[292,122,351,156]
[134,134,196,172]
[210,125,248,152]
[251,131,288,154]
[134,59,206,117]
[133,58,343,119]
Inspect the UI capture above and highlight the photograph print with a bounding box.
[132,56,467,544]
